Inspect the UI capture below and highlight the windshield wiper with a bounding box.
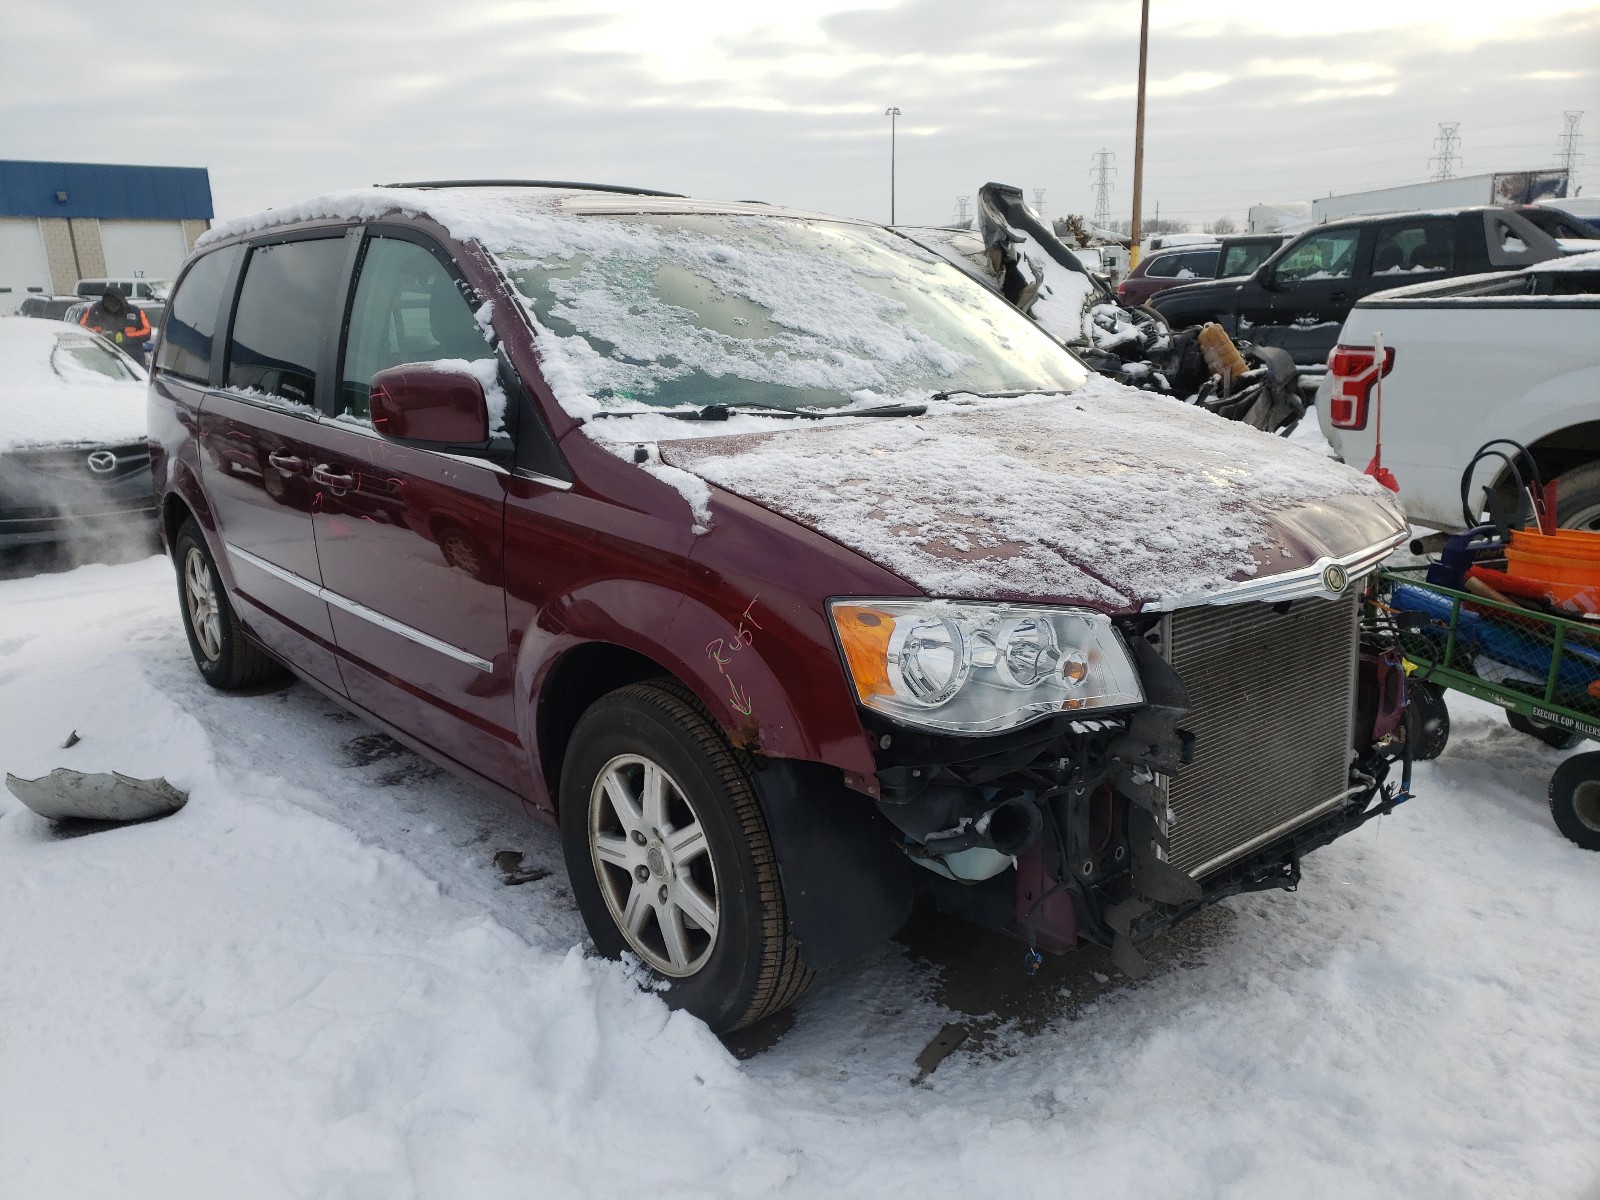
[593,402,927,422]
[927,388,1073,402]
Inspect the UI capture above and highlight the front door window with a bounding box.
[340,237,491,422]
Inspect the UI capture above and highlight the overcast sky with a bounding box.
[3,1,1597,229]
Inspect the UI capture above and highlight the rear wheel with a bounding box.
[1507,710,1584,751]
[560,681,813,1033]
[1406,680,1451,761]
[1553,462,1600,533]
[1549,751,1600,851]
[174,519,288,690]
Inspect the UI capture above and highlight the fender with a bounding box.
[514,580,853,796]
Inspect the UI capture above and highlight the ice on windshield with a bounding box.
[491,213,1087,416]
[52,333,140,384]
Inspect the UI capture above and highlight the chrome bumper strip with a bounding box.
[225,542,494,673]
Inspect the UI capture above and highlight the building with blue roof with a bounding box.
[0,160,213,312]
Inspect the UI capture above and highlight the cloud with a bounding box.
[0,0,1595,231]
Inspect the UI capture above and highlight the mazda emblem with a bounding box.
[86,450,118,474]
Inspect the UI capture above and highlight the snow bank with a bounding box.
[4,557,1600,1198]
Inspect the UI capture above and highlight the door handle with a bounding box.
[267,451,305,473]
[1330,292,1350,305]
[311,463,356,490]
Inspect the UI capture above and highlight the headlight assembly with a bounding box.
[830,599,1143,735]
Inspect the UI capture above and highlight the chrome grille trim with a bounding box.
[1144,530,1406,611]
[1162,593,1359,878]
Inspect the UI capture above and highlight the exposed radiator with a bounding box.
[1163,593,1359,878]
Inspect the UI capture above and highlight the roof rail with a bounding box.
[374,179,685,198]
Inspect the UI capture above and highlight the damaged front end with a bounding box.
[865,596,1413,978]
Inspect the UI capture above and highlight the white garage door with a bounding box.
[99,220,189,283]
[0,217,51,315]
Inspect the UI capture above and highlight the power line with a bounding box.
[1089,148,1116,228]
[1557,111,1584,176]
[1429,122,1462,180]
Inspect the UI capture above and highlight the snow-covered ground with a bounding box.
[3,546,1598,1198]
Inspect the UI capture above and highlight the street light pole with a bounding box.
[885,106,901,225]
[1129,0,1150,269]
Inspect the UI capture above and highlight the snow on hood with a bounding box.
[0,319,147,452]
[661,376,1406,610]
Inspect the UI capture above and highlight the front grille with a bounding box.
[11,443,150,481]
[1163,594,1358,878]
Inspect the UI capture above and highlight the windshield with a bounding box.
[51,332,139,383]
[496,212,1087,413]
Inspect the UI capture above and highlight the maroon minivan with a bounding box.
[148,183,1412,1032]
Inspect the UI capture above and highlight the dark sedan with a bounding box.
[0,319,156,552]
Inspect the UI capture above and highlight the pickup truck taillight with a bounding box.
[1326,343,1396,430]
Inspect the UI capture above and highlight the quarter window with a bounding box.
[156,246,241,383]
[339,236,489,422]
[225,238,346,407]
[1275,230,1360,283]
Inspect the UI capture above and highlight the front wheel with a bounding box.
[1406,680,1451,761]
[1549,751,1600,850]
[559,681,813,1033]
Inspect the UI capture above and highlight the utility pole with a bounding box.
[1557,111,1584,177]
[955,195,971,227]
[1429,123,1461,181]
[1090,149,1116,229]
[885,107,901,225]
[1129,0,1150,267]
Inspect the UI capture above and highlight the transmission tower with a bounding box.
[1429,123,1461,181]
[1032,188,1047,220]
[1556,111,1584,176]
[1089,149,1116,229]
[954,195,971,226]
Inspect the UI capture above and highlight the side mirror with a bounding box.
[370,363,490,446]
[1257,268,1278,291]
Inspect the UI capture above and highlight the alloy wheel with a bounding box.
[588,753,719,977]
[183,546,223,662]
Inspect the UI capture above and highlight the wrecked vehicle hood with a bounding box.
[660,375,1405,612]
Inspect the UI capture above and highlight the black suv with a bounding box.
[1150,206,1570,371]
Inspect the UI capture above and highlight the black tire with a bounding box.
[1406,680,1451,761]
[559,680,813,1033]
[173,519,288,690]
[1552,462,1600,533]
[1507,710,1584,751]
[1548,751,1600,851]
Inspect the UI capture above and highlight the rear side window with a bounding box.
[1144,254,1183,278]
[156,246,240,383]
[1371,219,1455,276]
[1174,250,1218,279]
[226,238,346,407]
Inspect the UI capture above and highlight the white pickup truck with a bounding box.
[1317,250,1600,532]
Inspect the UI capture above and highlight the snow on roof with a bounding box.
[0,318,147,451]
[196,186,858,251]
